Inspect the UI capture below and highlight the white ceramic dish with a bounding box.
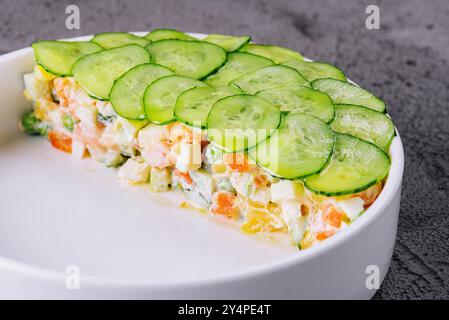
[0,33,404,299]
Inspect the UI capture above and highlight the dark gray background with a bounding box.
[1,0,448,299]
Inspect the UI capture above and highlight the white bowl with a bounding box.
[0,33,404,299]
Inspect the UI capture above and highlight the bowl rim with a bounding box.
[0,32,405,289]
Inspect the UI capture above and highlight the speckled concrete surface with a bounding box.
[1,0,448,299]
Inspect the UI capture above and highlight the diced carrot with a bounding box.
[53,78,70,107]
[224,152,250,172]
[48,130,72,153]
[354,182,382,206]
[316,230,335,241]
[254,175,268,187]
[173,169,193,185]
[322,205,345,228]
[212,192,238,219]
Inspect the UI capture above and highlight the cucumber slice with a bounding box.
[91,32,150,49]
[282,59,346,82]
[203,34,251,52]
[229,65,307,95]
[72,44,150,100]
[205,52,273,87]
[331,104,395,152]
[109,64,174,120]
[32,41,103,77]
[240,43,304,63]
[207,95,281,152]
[146,40,227,79]
[144,75,207,124]
[144,28,195,41]
[249,113,334,179]
[304,134,390,196]
[175,86,241,128]
[256,86,335,123]
[311,78,386,113]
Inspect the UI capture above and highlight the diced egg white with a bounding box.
[337,197,365,221]
[71,139,87,158]
[249,187,271,205]
[270,180,304,203]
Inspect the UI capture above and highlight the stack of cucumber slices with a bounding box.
[31,29,395,196]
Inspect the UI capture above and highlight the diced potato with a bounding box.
[103,151,125,167]
[175,142,202,173]
[34,99,58,121]
[86,145,124,167]
[189,169,215,202]
[101,116,142,156]
[117,157,151,184]
[75,105,97,127]
[97,101,116,118]
[150,167,171,192]
[280,200,307,247]
[270,180,304,203]
[23,72,51,101]
[229,172,254,197]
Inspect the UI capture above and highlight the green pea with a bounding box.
[62,114,74,131]
[21,111,48,136]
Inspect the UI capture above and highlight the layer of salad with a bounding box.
[20,29,395,249]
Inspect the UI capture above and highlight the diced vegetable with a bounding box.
[175,142,202,172]
[62,114,74,131]
[270,180,304,203]
[48,130,72,153]
[117,157,151,184]
[150,167,171,192]
[21,111,48,136]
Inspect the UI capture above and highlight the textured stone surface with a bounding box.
[1,0,448,299]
